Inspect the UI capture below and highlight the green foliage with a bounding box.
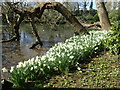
[85,14,94,24]
[40,9,66,24]
[109,10,119,21]
[44,52,119,88]
[93,13,99,22]
[103,21,120,55]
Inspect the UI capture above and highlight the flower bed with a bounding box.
[8,30,108,87]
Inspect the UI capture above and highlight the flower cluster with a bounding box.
[8,30,109,87]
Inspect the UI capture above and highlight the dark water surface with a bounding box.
[2,24,75,70]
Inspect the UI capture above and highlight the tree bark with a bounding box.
[84,1,87,11]
[90,0,93,10]
[43,2,88,34]
[96,1,111,30]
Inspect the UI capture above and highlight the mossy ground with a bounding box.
[43,51,120,88]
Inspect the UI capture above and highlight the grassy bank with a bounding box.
[7,30,108,88]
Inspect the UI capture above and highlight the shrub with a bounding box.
[7,30,109,88]
[93,13,99,22]
[103,21,120,55]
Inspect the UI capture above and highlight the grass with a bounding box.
[43,51,120,88]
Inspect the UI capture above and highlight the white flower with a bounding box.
[38,61,41,66]
[31,67,33,71]
[69,56,74,59]
[16,65,19,68]
[40,68,43,71]
[54,67,58,71]
[23,61,28,67]
[41,56,46,61]
[94,47,98,50]
[43,64,46,67]
[34,66,37,69]
[47,66,50,69]
[17,62,24,68]
[31,58,35,62]
[58,61,61,64]
[77,67,81,71]
[35,56,40,62]
[2,67,8,72]
[10,66,14,73]
[48,57,54,61]
[29,59,34,65]
[67,53,70,56]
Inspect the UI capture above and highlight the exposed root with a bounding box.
[29,41,43,49]
[1,35,19,43]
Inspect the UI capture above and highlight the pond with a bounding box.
[2,23,75,79]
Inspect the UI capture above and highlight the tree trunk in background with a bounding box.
[90,0,93,10]
[96,1,111,30]
[83,0,87,11]
[118,2,120,20]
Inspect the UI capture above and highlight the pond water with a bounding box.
[2,23,75,72]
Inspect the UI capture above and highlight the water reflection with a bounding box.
[2,24,75,70]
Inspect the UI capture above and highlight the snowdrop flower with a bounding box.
[2,67,8,72]
[47,66,50,69]
[29,59,34,65]
[67,53,70,56]
[35,56,40,62]
[16,65,19,68]
[40,68,43,71]
[48,57,54,61]
[34,66,37,70]
[23,61,28,67]
[43,64,46,67]
[10,66,14,73]
[31,58,34,62]
[31,67,34,71]
[77,67,81,71]
[54,67,58,71]
[94,47,98,50]
[58,61,61,64]
[17,62,24,68]
[38,61,41,66]
[69,56,74,59]
[41,55,46,61]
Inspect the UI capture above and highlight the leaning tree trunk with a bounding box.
[37,2,88,34]
[52,2,88,34]
[96,1,111,30]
